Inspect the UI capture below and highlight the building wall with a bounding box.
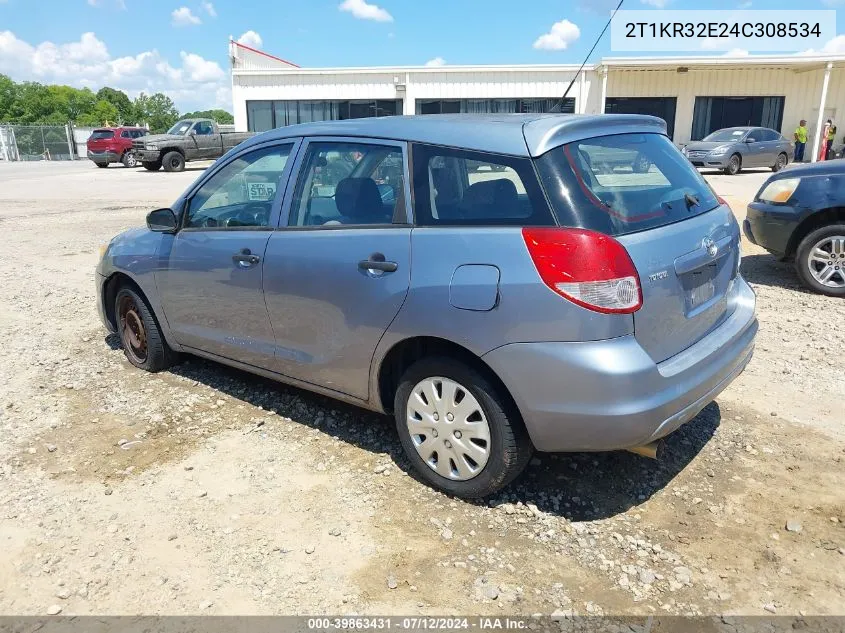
[606,66,845,145]
[232,67,587,131]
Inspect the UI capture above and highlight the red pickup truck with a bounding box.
[86,127,148,168]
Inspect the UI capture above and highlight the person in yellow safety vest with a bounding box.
[794,120,808,162]
[826,119,837,160]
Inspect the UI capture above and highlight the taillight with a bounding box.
[522,227,643,314]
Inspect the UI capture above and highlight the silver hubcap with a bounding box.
[406,377,491,481]
[808,235,845,288]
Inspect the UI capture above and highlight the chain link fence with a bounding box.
[0,124,75,161]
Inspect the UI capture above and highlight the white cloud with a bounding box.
[641,0,670,6]
[88,0,126,8]
[424,57,445,67]
[0,30,229,112]
[738,1,752,7]
[171,7,201,27]
[236,30,263,49]
[820,0,845,6]
[533,19,580,51]
[339,0,393,23]
[723,48,749,57]
[201,1,216,17]
[797,34,845,56]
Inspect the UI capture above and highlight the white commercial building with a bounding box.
[230,39,845,161]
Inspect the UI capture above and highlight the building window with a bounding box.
[605,97,677,140]
[691,96,785,141]
[415,98,574,115]
[246,99,403,132]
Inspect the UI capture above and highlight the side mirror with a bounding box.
[746,137,756,144]
[147,208,178,233]
[189,129,197,136]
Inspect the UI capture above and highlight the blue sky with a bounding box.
[1,0,844,111]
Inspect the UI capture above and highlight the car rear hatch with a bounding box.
[536,131,741,363]
[87,129,115,153]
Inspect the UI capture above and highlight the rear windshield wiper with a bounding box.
[684,193,700,209]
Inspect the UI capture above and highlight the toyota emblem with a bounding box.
[703,237,718,258]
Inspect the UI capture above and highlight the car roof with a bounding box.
[240,113,668,158]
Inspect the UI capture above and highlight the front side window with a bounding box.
[536,132,719,236]
[193,122,214,135]
[185,143,294,229]
[411,144,553,226]
[288,141,405,227]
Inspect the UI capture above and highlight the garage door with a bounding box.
[691,96,784,140]
[605,97,677,140]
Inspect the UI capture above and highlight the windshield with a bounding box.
[702,128,747,142]
[89,130,114,140]
[166,120,193,135]
[536,132,720,236]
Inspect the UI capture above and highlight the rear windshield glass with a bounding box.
[702,128,747,142]
[89,130,114,140]
[535,133,719,236]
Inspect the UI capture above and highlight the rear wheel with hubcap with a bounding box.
[394,357,532,498]
[796,225,845,297]
[772,152,787,172]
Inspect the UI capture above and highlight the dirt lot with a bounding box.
[0,161,843,617]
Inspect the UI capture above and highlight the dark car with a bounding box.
[86,127,148,168]
[745,161,845,296]
[682,127,793,175]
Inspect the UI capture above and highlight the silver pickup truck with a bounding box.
[132,119,254,172]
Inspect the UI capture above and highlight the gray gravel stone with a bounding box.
[46,605,62,615]
[387,576,398,590]
[786,520,803,533]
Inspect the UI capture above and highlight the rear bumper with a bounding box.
[745,202,801,256]
[482,277,757,452]
[87,150,120,163]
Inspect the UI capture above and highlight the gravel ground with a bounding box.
[0,161,843,617]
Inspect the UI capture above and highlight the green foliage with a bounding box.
[96,87,134,123]
[180,109,234,124]
[132,92,180,133]
[0,76,230,132]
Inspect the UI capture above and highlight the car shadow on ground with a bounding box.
[106,340,720,521]
[740,253,815,294]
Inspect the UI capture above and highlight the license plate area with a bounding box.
[682,264,717,313]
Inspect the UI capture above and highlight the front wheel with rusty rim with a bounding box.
[114,287,176,371]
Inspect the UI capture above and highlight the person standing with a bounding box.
[794,119,808,162]
[826,119,837,160]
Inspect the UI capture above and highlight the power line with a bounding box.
[553,0,625,113]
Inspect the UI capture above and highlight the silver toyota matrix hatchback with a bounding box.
[96,114,757,498]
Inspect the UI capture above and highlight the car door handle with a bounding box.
[233,249,260,267]
[359,254,398,273]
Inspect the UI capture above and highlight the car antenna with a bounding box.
[552,0,625,113]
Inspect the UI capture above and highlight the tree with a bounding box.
[180,109,234,124]
[0,74,15,121]
[76,99,120,127]
[96,87,133,123]
[133,92,179,133]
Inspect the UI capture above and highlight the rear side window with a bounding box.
[90,130,114,140]
[536,133,719,236]
[411,144,553,226]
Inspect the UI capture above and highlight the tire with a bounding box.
[772,152,788,172]
[142,161,162,171]
[794,224,845,297]
[394,356,533,498]
[724,154,742,176]
[122,152,138,168]
[162,151,185,173]
[95,162,108,168]
[114,286,177,372]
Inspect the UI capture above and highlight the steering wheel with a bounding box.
[224,203,270,227]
